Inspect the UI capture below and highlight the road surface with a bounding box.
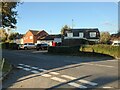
[2,49,119,89]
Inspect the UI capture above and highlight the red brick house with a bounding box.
[23,30,48,44]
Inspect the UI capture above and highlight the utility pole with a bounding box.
[72,19,74,29]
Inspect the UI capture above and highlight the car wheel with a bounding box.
[24,47,28,50]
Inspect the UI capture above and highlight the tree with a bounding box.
[61,25,71,35]
[0,28,8,42]
[100,32,111,44]
[8,32,19,40]
[1,2,20,28]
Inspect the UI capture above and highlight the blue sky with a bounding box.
[16,2,118,34]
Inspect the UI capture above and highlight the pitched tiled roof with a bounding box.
[38,34,62,40]
[29,30,40,35]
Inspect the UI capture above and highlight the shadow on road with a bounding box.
[2,49,118,89]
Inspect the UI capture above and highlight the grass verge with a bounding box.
[0,59,12,74]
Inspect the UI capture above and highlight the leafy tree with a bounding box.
[1,2,20,28]
[8,32,19,40]
[100,32,111,44]
[61,25,71,35]
[0,28,8,42]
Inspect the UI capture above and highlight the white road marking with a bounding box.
[31,70,40,74]
[18,64,24,66]
[64,60,116,68]
[61,75,97,86]
[78,80,97,86]
[24,65,30,67]
[41,74,51,77]
[61,75,76,79]
[49,72,59,75]
[82,63,115,68]
[22,68,31,71]
[31,67,39,69]
[51,77,67,83]
[17,66,23,69]
[107,60,118,62]
[68,82,87,89]
[103,86,113,88]
[39,69,47,72]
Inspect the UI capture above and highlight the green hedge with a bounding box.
[81,44,120,58]
[48,46,80,54]
[0,42,18,50]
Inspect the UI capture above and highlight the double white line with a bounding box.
[17,63,98,89]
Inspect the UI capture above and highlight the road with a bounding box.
[2,49,119,89]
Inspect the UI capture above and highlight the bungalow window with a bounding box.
[73,32,79,37]
[30,36,33,39]
[90,32,96,37]
[79,32,84,38]
[67,33,73,37]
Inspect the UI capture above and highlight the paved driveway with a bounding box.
[2,49,119,89]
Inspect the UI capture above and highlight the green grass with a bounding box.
[0,59,12,73]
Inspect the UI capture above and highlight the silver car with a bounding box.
[22,43,36,50]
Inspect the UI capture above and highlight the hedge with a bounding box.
[48,46,81,54]
[80,44,120,59]
[0,42,18,50]
[48,45,120,59]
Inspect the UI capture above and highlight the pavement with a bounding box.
[1,49,119,89]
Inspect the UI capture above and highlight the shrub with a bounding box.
[1,42,9,49]
[9,43,18,50]
[81,44,120,58]
[48,46,81,54]
[0,42,18,50]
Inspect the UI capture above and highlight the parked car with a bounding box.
[36,43,49,50]
[20,43,36,50]
[112,41,120,46]
[17,44,24,50]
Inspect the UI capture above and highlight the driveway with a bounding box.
[2,49,119,89]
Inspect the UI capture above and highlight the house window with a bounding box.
[67,33,73,37]
[90,32,96,37]
[30,36,33,39]
[73,32,79,37]
[79,32,84,38]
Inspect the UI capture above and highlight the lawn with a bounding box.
[0,59,12,73]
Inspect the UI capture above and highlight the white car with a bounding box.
[22,43,36,50]
[112,41,120,46]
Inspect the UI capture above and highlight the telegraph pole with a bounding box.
[72,19,74,29]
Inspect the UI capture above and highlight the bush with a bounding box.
[0,42,18,50]
[81,44,120,58]
[1,42,9,49]
[48,46,81,54]
[9,43,18,50]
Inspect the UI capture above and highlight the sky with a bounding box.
[15,2,118,34]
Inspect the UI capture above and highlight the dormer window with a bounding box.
[67,33,73,37]
[90,32,96,37]
[79,32,84,38]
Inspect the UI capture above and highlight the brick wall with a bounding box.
[23,31,35,44]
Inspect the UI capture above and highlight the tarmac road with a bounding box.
[2,49,119,89]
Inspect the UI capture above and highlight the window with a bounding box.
[29,43,34,45]
[30,36,33,39]
[67,33,73,37]
[90,32,96,37]
[79,32,84,38]
[73,32,79,37]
